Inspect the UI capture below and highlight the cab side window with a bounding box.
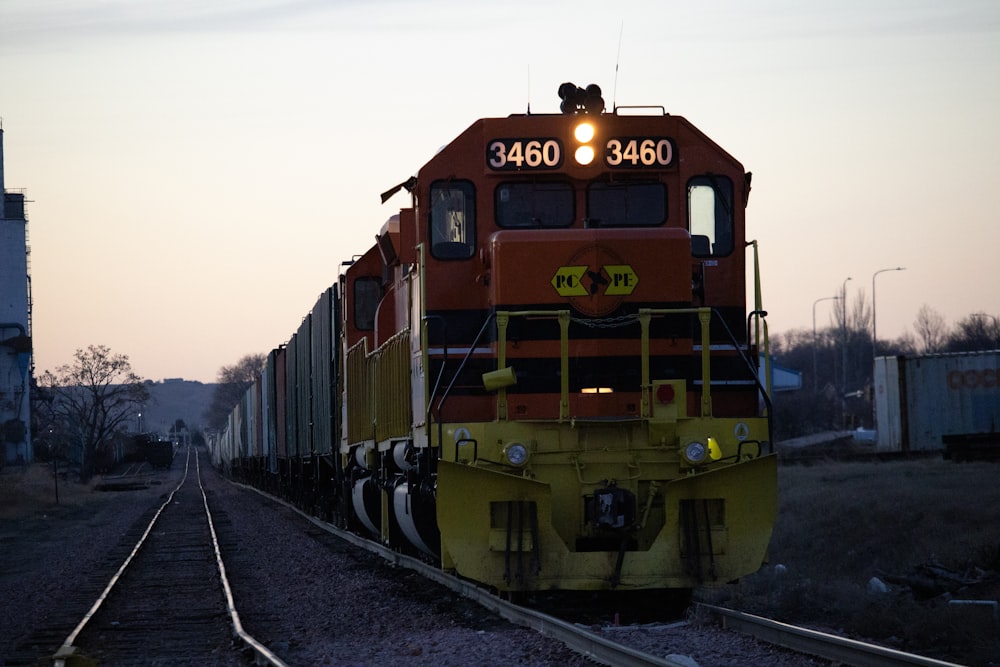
[688,175,734,256]
[430,180,476,259]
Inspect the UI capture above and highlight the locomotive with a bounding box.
[211,83,777,594]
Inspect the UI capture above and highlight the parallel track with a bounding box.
[52,447,287,667]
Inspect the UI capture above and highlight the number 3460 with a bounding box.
[605,138,673,167]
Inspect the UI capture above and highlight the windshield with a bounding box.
[587,181,666,227]
[495,182,574,228]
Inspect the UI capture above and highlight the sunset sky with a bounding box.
[2,0,998,383]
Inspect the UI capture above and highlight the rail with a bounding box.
[52,447,288,667]
[232,480,960,667]
[699,604,964,667]
[249,482,691,667]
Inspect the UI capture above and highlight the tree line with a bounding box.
[30,347,263,482]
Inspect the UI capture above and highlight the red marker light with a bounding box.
[656,384,675,404]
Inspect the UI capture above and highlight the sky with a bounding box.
[1,0,998,383]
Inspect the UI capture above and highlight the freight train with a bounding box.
[210,83,778,594]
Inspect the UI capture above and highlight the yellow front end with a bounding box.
[436,416,777,592]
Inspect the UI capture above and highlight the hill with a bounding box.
[140,379,216,435]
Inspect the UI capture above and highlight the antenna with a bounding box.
[526,65,532,115]
[612,22,624,111]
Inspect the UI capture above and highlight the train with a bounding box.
[209,82,778,594]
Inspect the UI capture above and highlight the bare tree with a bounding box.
[913,304,948,354]
[850,291,872,337]
[947,313,1000,352]
[205,353,266,431]
[38,345,149,481]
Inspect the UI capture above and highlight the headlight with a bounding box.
[503,442,529,466]
[574,122,595,142]
[575,145,595,166]
[683,441,707,464]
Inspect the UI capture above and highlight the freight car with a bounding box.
[211,83,778,593]
[122,433,175,468]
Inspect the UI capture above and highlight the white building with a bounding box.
[0,127,33,465]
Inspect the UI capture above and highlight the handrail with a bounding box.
[429,311,497,455]
[427,304,774,449]
[497,310,571,420]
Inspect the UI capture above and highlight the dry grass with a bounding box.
[698,458,1000,665]
[0,463,96,520]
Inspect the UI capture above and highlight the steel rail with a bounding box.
[240,483,964,667]
[241,482,689,667]
[197,453,290,667]
[699,604,964,667]
[52,449,194,665]
[52,448,287,667]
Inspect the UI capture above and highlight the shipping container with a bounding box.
[262,348,278,473]
[294,314,312,455]
[875,351,1000,454]
[275,346,287,460]
[310,288,335,455]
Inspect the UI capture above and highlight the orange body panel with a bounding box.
[487,228,692,312]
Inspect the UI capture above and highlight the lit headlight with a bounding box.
[683,441,707,464]
[503,442,529,466]
[575,145,595,166]
[574,122,595,142]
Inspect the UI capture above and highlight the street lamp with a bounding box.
[872,267,906,359]
[812,295,841,391]
[840,276,852,393]
[839,277,853,429]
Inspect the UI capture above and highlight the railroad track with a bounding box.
[52,447,286,667]
[247,483,965,667]
[698,605,964,667]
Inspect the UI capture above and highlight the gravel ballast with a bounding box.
[1,457,825,666]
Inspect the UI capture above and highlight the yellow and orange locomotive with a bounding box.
[215,83,777,593]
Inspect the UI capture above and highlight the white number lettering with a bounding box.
[622,139,639,164]
[488,141,507,168]
[604,137,673,167]
[656,139,672,165]
[640,139,656,165]
[606,139,623,166]
[506,141,523,167]
[488,139,562,169]
[525,140,542,167]
[542,140,560,166]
